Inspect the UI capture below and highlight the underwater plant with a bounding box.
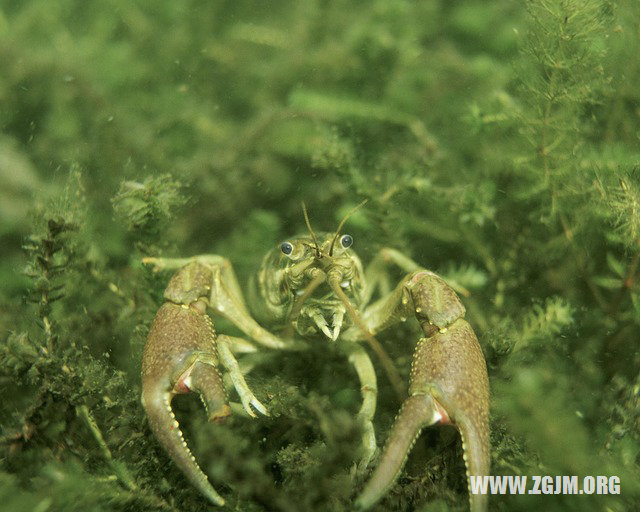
[1,1,639,511]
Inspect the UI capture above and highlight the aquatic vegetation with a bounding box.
[1,0,639,511]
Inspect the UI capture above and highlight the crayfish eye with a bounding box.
[340,234,353,249]
[280,242,294,256]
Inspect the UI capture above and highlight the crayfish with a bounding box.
[141,202,490,511]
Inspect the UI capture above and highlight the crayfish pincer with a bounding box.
[355,270,489,512]
[140,203,490,510]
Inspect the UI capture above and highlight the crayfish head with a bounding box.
[276,232,365,340]
[259,201,368,339]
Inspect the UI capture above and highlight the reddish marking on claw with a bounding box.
[173,363,196,394]
[175,378,191,394]
[433,397,451,425]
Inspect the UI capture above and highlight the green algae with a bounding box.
[1,1,639,510]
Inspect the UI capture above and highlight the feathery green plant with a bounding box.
[1,0,639,511]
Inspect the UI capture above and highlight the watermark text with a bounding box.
[469,475,621,495]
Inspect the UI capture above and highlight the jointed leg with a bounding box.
[361,248,469,308]
[340,342,378,469]
[144,255,303,350]
[217,334,268,417]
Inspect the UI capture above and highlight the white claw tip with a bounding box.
[320,325,334,339]
[251,399,269,416]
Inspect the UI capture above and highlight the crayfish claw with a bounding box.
[184,359,230,422]
[142,388,226,506]
[142,263,231,506]
[355,393,442,510]
[356,270,490,511]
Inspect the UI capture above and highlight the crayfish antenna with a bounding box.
[329,199,368,256]
[283,269,326,338]
[327,275,405,401]
[301,202,321,257]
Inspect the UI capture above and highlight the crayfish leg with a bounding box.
[142,388,226,506]
[356,319,489,512]
[409,320,490,496]
[142,301,230,506]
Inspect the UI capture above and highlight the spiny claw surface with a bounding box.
[235,385,268,417]
[141,263,230,506]
[356,271,490,512]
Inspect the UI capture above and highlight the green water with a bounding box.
[0,1,639,510]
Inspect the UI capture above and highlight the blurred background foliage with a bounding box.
[1,0,639,510]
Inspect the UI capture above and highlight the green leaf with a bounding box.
[606,252,627,278]
[593,275,623,289]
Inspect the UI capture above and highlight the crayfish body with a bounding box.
[141,207,490,511]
